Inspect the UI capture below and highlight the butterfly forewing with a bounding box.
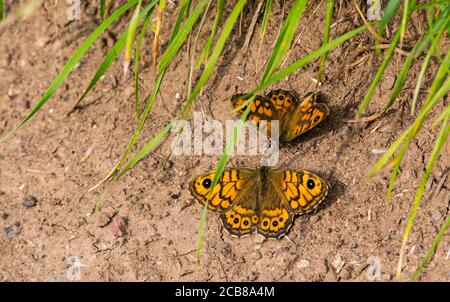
[269,168,329,214]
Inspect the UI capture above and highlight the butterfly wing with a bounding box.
[189,168,260,237]
[255,175,295,239]
[270,168,328,214]
[282,92,329,142]
[266,89,299,112]
[231,93,277,125]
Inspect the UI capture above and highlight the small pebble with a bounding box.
[170,191,181,199]
[0,212,8,220]
[111,216,128,237]
[332,254,345,274]
[3,226,14,235]
[431,210,442,222]
[383,75,396,90]
[22,196,38,208]
[296,259,311,269]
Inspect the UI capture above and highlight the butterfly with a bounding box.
[189,166,328,239]
[231,89,329,143]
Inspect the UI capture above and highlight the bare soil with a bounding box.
[0,1,449,281]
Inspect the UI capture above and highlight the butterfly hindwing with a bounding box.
[283,93,330,142]
[266,89,299,112]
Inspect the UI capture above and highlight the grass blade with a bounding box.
[181,0,247,119]
[385,9,450,111]
[378,0,400,32]
[158,0,209,73]
[411,18,448,114]
[262,23,369,91]
[317,0,335,85]
[134,6,155,118]
[152,0,167,71]
[70,2,158,112]
[100,0,105,19]
[196,0,225,67]
[356,28,401,117]
[197,95,254,262]
[261,0,307,83]
[411,214,450,281]
[0,0,4,20]
[397,104,450,278]
[368,75,450,178]
[399,0,411,46]
[124,0,142,76]
[89,0,210,190]
[194,0,248,261]
[115,122,173,179]
[0,0,139,143]
[255,0,273,68]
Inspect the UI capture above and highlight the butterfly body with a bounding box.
[231,89,329,143]
[189,166,328,239]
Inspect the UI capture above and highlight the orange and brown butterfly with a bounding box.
[189,166,328,239]
[231,89,329,143]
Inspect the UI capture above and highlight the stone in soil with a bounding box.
[22,196,38,208]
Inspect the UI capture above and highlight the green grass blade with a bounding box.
[0,0,139,143]
[73,32,127,110]
[181,0,247,119]
[317,0,335,84]
[134,6,155,118]
[196,0,225,67]
[0,0,4,20]
[385,10,450,111]
[262,23,369,91]
[260,0,273,39]
[89,0,210,190]
[378,0,400,32]
[124,0,143,74]
[187,0,213,99]
[385,141,409,203]
[411,17,448,114]
[367,129,410,178]
[368,75,450,178]
[260,0,307,84]
[427,42,450,104]
[158,0,209,73]
[399,0,411,45]
[356,28,401,117]
[255,0,273,68]
[170,0,190,40]
[194,0,248,261]
[411,214,450,281]
[397,106,450,278]
[115,122,173,179]
[100,0,105,19]
[71,2,157,112]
